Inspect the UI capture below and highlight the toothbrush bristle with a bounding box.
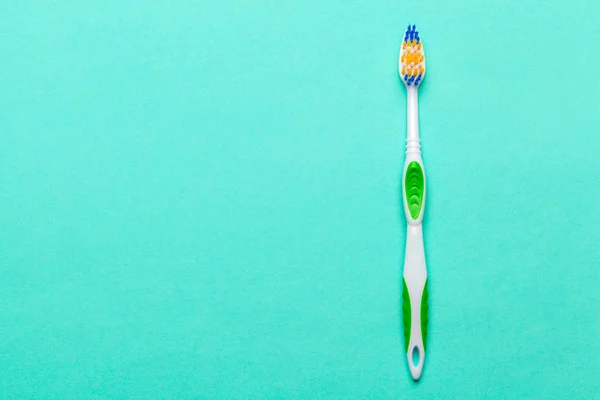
[399,24,426,86]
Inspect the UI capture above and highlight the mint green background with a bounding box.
[2,1,600,398]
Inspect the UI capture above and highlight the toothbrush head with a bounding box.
[399,24,426,87]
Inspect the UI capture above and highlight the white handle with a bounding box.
[403,224,428,380]
[401,153,428,380]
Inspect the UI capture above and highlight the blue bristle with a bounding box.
[404,74,408,81]
[415,75,421,85]
[415,32,420,42]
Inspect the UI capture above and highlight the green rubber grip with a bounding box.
[402,278,429,352]
[420,279,428,351]
[404,161,424,220]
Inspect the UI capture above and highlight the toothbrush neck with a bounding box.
[407,86,419,141]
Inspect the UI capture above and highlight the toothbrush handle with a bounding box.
[401,155,428,380]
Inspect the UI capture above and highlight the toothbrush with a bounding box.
[399,24,428,381]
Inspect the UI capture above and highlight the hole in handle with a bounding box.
[412,346,420,367]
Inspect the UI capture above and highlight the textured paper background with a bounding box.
[1,1,599,398]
